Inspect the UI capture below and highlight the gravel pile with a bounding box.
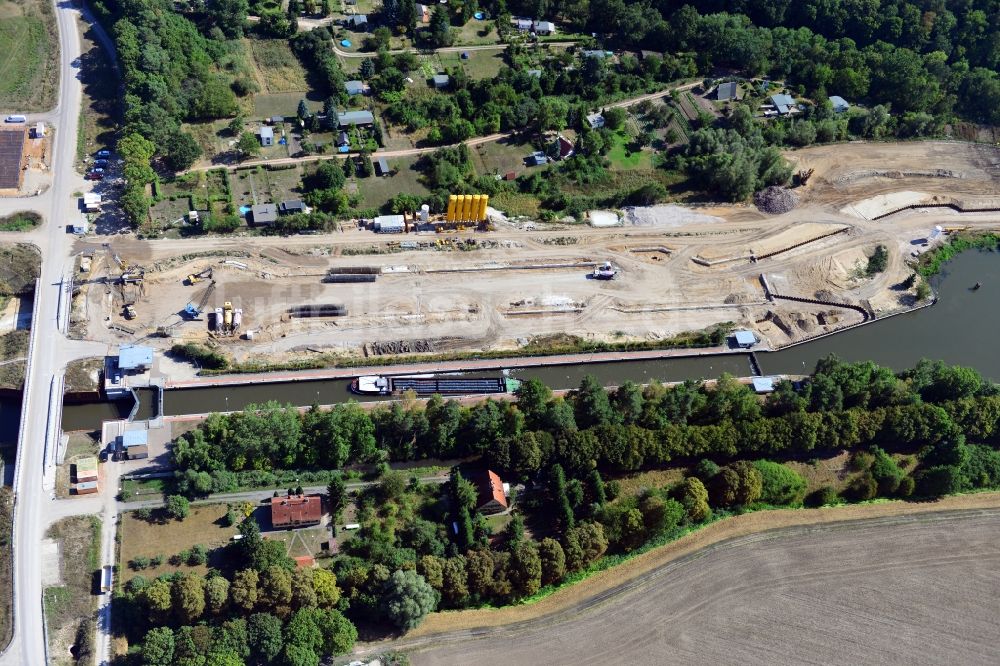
[754,186,800,214]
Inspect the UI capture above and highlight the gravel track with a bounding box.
[401,507,1000,666]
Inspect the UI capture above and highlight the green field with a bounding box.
[436,48,506,80]
[246,38,310,93]
[607,131,654,170]
[0,0,58,112]
[352,155,430,209]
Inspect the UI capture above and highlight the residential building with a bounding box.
[121,430,149,459]
[416,3,430,22]
[513,17,533,31]
[433,74,450,89]
[477,470,509,514]
[532,20,556,34]
[347,14,368,30]
[271,494,323,528]
[337,110,375,127]
[337,131,350,147]
[82,192,101,212]
[279,200,309,215]
[769,93,797,115]
[251,203,279,225]
[586,112,605,129]
[259,126,274,147]
[345,80,366,96]
[581,49,609,59]
[829,95,850,113]
[527,151,548,166]
[556,135,575,160]
[716,81,738,101]
[375,157,390,176]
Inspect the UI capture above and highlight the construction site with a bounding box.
[67,141,1000,368]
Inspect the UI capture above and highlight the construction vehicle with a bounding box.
[185,267,213,285]
[223,301,233,332]
[794,168,815,187]
[123,304,136,320]
[183,280,216,319]
[592,261,618,280]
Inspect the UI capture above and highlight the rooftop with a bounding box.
[734,330,757,346]
[118,344,153,370]
[717,81,738,101]
[259,126,274,139]
[251,203,279,224]
[122,430,148,447]
[337,110,375,126]
[829,95,850,112]
[271,494,323,526]
[751,377,776,393]
[345,80,365,94]
[76,456,98,473]
[477,470,508,509]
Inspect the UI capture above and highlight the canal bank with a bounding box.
[49,248,1000,433]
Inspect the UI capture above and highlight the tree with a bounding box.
[564,521,607,571]
[538,537,566,585]
[173,573,207,623]
[166,495,190,520]
[313,568,341,608]
[602,107,627,130]
[281,644,319,666]
[429,5,453,47]
[314,608,357,655]
[515,379,553,425]
[236,132,261,160]
[142,579,174,623]
[679,476,711,522]
[206,0,249,37]
[205,575,230,615]
[510,541,542,597]
[291,568,319,609]
[285,608,324,652]
[247,613,284,663]
[711,461,763,507]
[359,58,376,80]
[441,556,469,607]
[574,375,614,429]
[260,565,294,610]
[550,464,575,531]
[141,627,176,666]
[327,474,347,520]
[380,570,439,630]
[164,130,202,171]
[298,99,311,120]
[916,465,962,497]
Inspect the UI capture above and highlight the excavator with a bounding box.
[183,280,216,319]
[185,267,213,285]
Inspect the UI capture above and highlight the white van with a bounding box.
[5,115,26,123]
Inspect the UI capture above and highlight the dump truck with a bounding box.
[223,301,233,331]
[123,305,136,320]
[102,565,113,593]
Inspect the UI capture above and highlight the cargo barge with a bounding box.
[351,374,520,396]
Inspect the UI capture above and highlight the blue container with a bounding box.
[341,39,352,47]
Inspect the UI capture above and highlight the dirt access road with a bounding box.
[398,502,1000,665]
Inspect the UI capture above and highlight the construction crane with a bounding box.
[185,267,213,285]
[183,280,216,319]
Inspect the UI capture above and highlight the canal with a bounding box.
[52,248,1000,432]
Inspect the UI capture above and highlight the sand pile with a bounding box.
[753,186,800,214]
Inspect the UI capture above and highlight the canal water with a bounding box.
[51,248,1000,432]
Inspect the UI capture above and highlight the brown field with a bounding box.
[118,504,235,580]
[375,494,1000,665]
[44,516,100,666]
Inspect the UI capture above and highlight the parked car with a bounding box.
[90,167,104,174]
[93,159,109,167]
[86,172,104,181]
[96,149,111,157]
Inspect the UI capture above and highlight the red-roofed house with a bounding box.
[294,555,316,568]
[476,470,508,514]
[556,135,575,160]
[271,494,323,528]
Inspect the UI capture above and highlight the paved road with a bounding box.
[0,0,96,663]
[397,509,1000,665]
[185,82,697,174]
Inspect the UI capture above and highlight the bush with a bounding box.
[805,486,838,507]
[130,557,151,570]
[843,472,877,501]
[166,495,191,520]
[170,343,229,370]
[866,245,889,275]
[134,508,152,522]
[753,460,807,506]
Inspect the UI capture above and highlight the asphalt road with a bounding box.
[403,509,1000,666]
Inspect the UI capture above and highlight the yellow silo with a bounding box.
[471,195,482,222]
[478,194,489,221]
[454,195,466,221]
[461,195,473,221]
[446,195,458,222]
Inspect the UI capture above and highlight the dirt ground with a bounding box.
[378,493,1000,665]
[73,141,1000,369]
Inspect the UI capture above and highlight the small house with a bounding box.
[533,20,556,35]
[581,49,609,59]
[250,203,278,225]
[268,116,284,125]
[527,151,548,167]
[513,17,533,31]
[74,481,98,495]
[75,457,98,483]
[733,330,757,348]
[556,135,575,160]
[259,126,274,147]
[337,131,350,147]
[271,494,323,528]
[347,14,368,30]
[375,157,390,176]
[121,430,149,460]
[476,470,509,514]
[279,200,309,216]
[82,192,101,212]
[337,110,375,127]
[345,80,366,96]
[432,74,450,90]
[716,81,738,101]
[586,113,605,129]
[373,214,405,233]
[828,95,850,113]
[769,93,797,115]
[32,122,45,139]
[526,69,542,78]
[118,344,153,373]
[71,218,88,235]
[416,3,430,22]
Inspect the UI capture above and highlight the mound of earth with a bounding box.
[753,186,800,214]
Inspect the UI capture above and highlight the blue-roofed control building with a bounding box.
[105,344,154,398]
[733,330,758,348]
[751,377,776,394]
[120,429,150,459]
[828,95,850,113]
[119,345,153,372]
